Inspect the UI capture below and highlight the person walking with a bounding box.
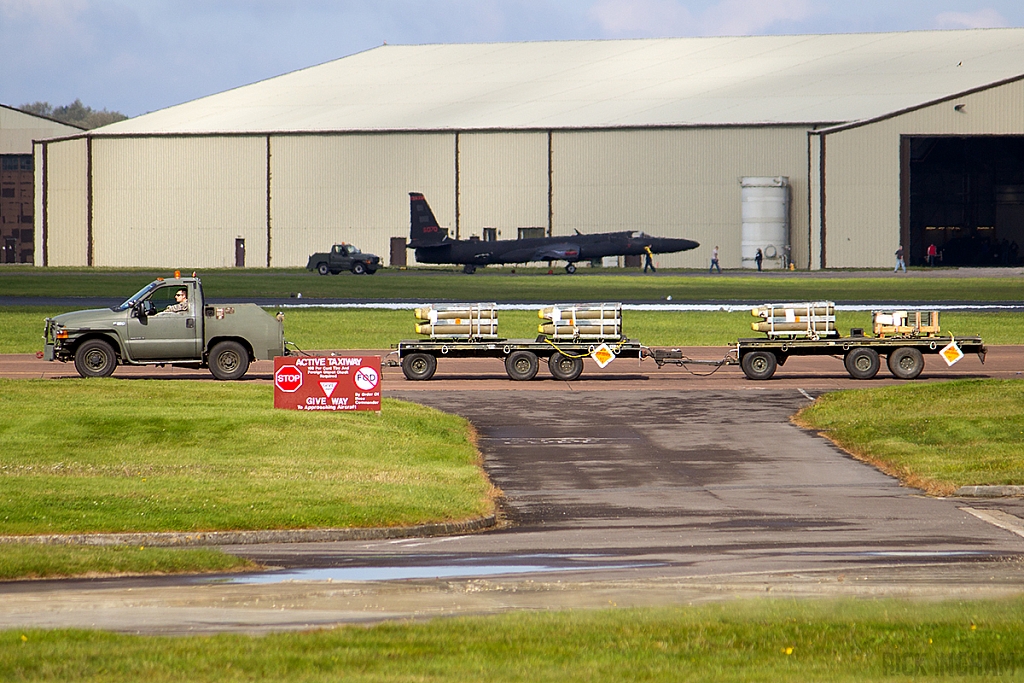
[894,245,906,273]
[709,245,721,274]
[926,243,938,267]
[643,245,656,273]
[754,248,763,272]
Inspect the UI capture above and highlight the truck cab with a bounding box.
[43,276,286,380]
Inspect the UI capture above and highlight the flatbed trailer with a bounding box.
[651,335,986,380]
[392,338,645,381]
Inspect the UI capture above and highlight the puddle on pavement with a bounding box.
[226,554,658,584]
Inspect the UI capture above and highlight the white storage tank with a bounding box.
[740,177,790,270]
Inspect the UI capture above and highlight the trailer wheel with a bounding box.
[548,352,584,381]
[316,263,330,276]
[505,350,539,381]
[209,340,250,380]
[844,347,880,380]
[888,347,924,380]
[740,350,777,380]
[402,353,437,381]
[74,339,117,378]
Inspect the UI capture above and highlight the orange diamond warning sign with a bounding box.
[940,339,964,366]
[591,343,615,368]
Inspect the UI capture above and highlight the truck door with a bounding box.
[126,283,200,360]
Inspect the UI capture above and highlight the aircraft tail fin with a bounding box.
[409,192,449,246]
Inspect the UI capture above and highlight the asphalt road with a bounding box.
[2,354,1024,633]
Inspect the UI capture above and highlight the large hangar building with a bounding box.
[34,28,1024,270]
[1,105,80,264]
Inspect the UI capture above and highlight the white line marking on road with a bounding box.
[798,389,815,401]
[960,507,1024,540]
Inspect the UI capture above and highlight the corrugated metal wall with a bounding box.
[552,127,809,269]
[39,138,88,266]
[457,132,549,240]
[820,79,1024,268]
[270,133,454,267]
[91,136,266,267]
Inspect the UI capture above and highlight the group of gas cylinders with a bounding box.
[414,303,623,341]
[750,301,836,337]
[414,304,499,339]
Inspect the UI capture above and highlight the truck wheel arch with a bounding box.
[72,333,124,361]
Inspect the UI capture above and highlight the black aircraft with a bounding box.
[407,192,700,274]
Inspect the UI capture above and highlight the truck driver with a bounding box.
[161,288,189,314]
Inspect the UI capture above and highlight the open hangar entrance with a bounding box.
[902,136,1024,267]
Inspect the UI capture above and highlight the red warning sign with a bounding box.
[273,356,381,412]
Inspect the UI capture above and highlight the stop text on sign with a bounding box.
[273,356,381,412]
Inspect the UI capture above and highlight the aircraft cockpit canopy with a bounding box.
[630,231,650,239]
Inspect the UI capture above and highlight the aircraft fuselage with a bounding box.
[414,232,699,266]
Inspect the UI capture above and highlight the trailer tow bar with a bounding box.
[645,348,739,377]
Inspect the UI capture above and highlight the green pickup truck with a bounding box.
[43,276,286,380]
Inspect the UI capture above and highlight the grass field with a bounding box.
[796,379,1024,495]
[0,379,494,535]
[3,598,1023,681]
[2,307,1020,354]
[3,266,1024,301]
[0,545,256,581]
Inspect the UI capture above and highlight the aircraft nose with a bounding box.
[651,238,700,253]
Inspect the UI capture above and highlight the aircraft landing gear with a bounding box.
[565,263,577,274]
[463,264,476,274]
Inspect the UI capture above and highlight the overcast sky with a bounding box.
[2,0,1022,118]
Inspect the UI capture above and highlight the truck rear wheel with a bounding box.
[844,347,880,380]
[209,341,250,380]
[548,352,584,381]
[316,263,330,276]
[74,339,117,378]
[505,350,539,381]
[740,350,777,380]
[402,353,437,381]
[888,347,924,380]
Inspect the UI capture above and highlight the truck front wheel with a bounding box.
[74,339,117,378]
[351,262,367,275]
[209,341,250,380]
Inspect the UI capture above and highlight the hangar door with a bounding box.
[904,136,1024,266]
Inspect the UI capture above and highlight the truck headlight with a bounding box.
[55,328,68,339]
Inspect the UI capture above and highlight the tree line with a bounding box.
[19,99,127,130]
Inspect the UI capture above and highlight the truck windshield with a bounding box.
[113,282,160,311]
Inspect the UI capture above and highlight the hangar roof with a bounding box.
[1,104,84,152]
[98,28,1024,135]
